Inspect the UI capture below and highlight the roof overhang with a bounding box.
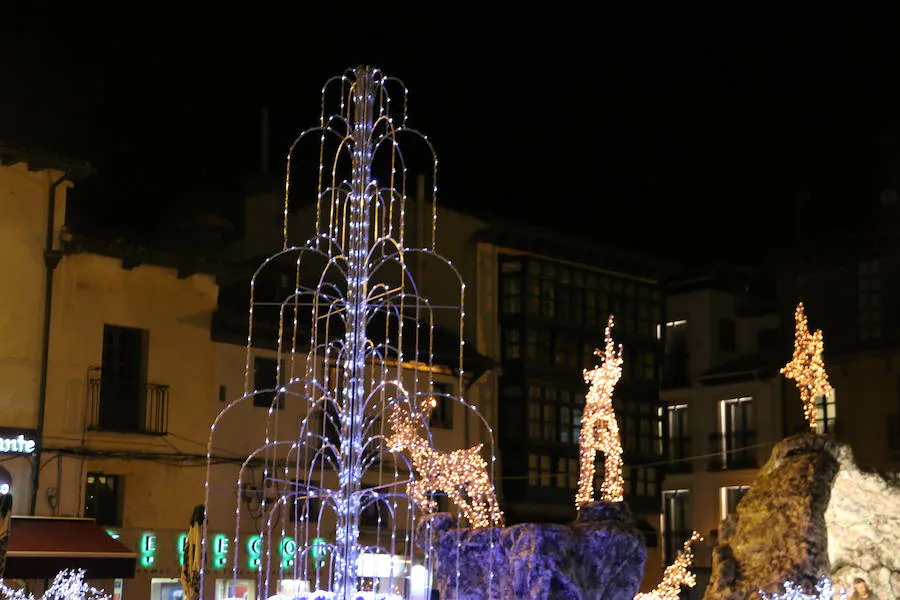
[5,517,136,579]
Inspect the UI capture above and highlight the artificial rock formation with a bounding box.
[703,433,900,600]
[420,500,647,600]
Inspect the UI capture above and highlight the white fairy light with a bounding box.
[633,531,702,600]
[577,315,625,507]
[759,578,847,600]
[781,302,832,431]
[0,569,110,600]
[200,65,501,600]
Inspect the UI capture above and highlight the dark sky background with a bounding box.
[2,5,900,265]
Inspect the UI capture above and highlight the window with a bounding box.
[719,318,736,352]
[662,320,689,386]
[667,404,690,463]
[219,384,227,402]
[84,473,121,526]
[662,489,691,563]
[98,324,148,432]
[253,357,283,408]
[500,261,523,314]
[527,454,577,488]
[716,397,756,469]
[814,389,837,434]
[288,482,322,523]
[720,485,750,520]
[503,327,522,360]
[858,260,883,342]
[429,383,453,429]
[630,466,658,498]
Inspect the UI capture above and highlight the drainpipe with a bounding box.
[30,169,71,515]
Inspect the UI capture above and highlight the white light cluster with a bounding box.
[758,578,847,600]
[577,315,625,507]
[781,302,832,431]
[633,531,702,600]
[0,569,110,600]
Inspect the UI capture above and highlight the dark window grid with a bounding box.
[528,454,579,489]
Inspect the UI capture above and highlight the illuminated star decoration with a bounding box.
[780,302,832,431]
[387,393,504,529]
[576,315,625,508]
[0,569,111,600]
[633,531,703,600]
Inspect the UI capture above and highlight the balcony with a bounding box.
[707,430,757,471]
[666,436,693,473]
[661,351,690,389]
[87,370,169,435]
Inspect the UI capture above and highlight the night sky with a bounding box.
[2,6,899,265]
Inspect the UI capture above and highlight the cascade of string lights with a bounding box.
[759,578,847,600]
[780,302,833,432]
[0,569,110,600]
[199,66,501,600]
[576,315,625,508]
[633,531,703,600]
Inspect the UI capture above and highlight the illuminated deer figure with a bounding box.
[576,315,625,508]
[387,394,504,529]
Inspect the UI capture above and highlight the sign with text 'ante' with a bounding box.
[0,429,38,454]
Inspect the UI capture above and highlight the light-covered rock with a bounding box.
[703,433,900,600]
[419,500,646,600]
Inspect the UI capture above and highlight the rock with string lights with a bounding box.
[702,433,900,600]
[781,302,832,431]
[577,315,625,508]
[420,499,647,600]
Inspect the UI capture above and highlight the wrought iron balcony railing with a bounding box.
[87,369,169,435]
[707,430,757,471]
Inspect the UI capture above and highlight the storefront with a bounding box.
[105,528,430,600]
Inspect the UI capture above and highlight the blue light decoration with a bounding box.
[198,65,502,600]
[140,532,156,567]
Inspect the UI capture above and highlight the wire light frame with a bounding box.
[199,66,501,600]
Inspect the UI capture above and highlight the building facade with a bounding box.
[473,223,671,585]
[658,270,784,596]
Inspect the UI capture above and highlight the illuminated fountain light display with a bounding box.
[200,66,501,600]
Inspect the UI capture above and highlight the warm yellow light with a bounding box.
[387,393,504,529]
[634,531,703,600]
[576,315,624,508]
[780,302,832,431]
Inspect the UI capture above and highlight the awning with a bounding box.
[5,517,136,579]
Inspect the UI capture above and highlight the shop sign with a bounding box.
[0,429,37,454]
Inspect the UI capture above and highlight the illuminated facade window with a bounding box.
[713,397,756,470]
[253,357,284,408]
[720,485,751,520]
[666,403,690,470]
[662,489,691,564]
[814,389,837,434]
